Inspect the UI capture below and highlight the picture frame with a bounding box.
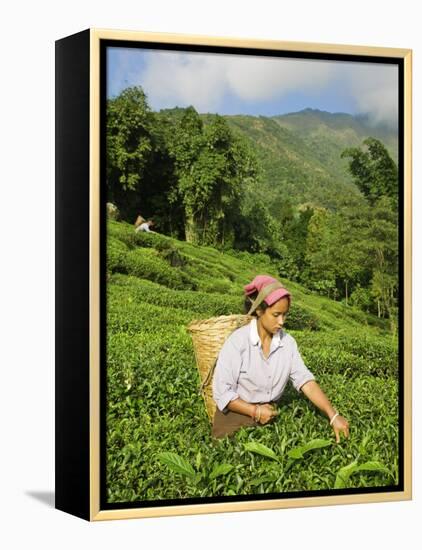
[55,28,412,521]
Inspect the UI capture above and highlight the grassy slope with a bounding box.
[106,221,398,503]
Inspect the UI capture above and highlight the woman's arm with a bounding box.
[228,398,277,424]
[227,397,255,417]
[301,380,350,443]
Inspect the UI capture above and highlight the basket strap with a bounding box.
[199,358,217,395]
[247,281,285,315]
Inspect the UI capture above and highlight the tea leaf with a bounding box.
[287,439,332,460]
[335,460,390,489]
[288,448,304,460]
[244,442,279,461]
[249,474,278,487]
[357,461,390,474]
[358,433,371,456]
[302,438,332,453]
[157,452,196,479]
[209,463,235,480]
[195,451,202,471]
[335,460,359,488]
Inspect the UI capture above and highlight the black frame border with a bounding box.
[98,38,405,512]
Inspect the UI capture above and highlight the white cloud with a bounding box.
[126,49,398,125]
[338,63,398,127]
[225,56,334,101]
[141,51,227,112]
[140,51,335,110]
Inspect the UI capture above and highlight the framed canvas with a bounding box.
[55,28,412,521]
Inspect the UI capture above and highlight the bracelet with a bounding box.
[329,412,340,426]
[254,405,261,423]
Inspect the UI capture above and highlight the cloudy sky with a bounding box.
[107,46,399,127]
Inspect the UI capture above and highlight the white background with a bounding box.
[1,0,419,548]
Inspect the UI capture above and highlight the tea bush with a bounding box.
[106,324,398,501]
[109,275,243,316]
[107,220,139,249]
[109,274,320,330]
[107,236,129,273]
[293,330,398,378]
[105,220,399,503]
[108,219,178,249]
[122,248,188,289]
[107,295,195,335]
[285,307,320,331]
[199,279,235,295]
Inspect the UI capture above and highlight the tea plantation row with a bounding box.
[105,221,399,503]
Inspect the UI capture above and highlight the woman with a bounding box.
[212,275,350,441]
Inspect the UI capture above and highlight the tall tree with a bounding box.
[167,109,258,244]
[106,87,154,195]
[280,203,314,278]
[328,206,371,304]
[366,197,399,325]
[341,137,398,209]
[165,106,207,243]
[303,208,337,297]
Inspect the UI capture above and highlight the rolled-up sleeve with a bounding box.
[212,338,241,412]
[289,338,315,392]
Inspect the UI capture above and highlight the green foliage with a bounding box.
[109,275,243,317]
[227,113,358,209]
[107,236,129,273]
[102,90,400,505]
[107,221,390,333]
[107,220,139,248]
[105,89,398,324]
[298,197,398,326]
[166,108,260,245]
[245,438,333,475]
[271,109,398,191]
[294,329,398,378]
[285,307,320,331]
[209,463,235,480]
[108,220,177,251]
[341,137,398,209]
[334,460,391,489]
[105,220,399,502]
[106,87,153,195]
[103,90,400,500]
[122,248,188,289]
[244,442,280,461]
[287,439,332,460]
[349,284,373,312]
[157,452,197,479]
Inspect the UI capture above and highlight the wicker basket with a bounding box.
[187,314,253,422]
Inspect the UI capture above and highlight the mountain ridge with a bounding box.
[159,106,398,212]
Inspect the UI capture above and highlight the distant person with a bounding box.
[134,214,145,229]
[135,219,155,233]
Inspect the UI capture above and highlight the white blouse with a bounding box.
[212,318,315,412]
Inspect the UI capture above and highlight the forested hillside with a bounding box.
[106,86,399,325]
[225,108,398,210]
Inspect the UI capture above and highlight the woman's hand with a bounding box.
[256,403,278,424]
[301,381,350,443]
[331,415,350,443]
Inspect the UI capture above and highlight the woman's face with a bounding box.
[256,297,290,335]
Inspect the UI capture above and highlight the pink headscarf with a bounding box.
[244,275,291,307]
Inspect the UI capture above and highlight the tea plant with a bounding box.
[105,220,399,503]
